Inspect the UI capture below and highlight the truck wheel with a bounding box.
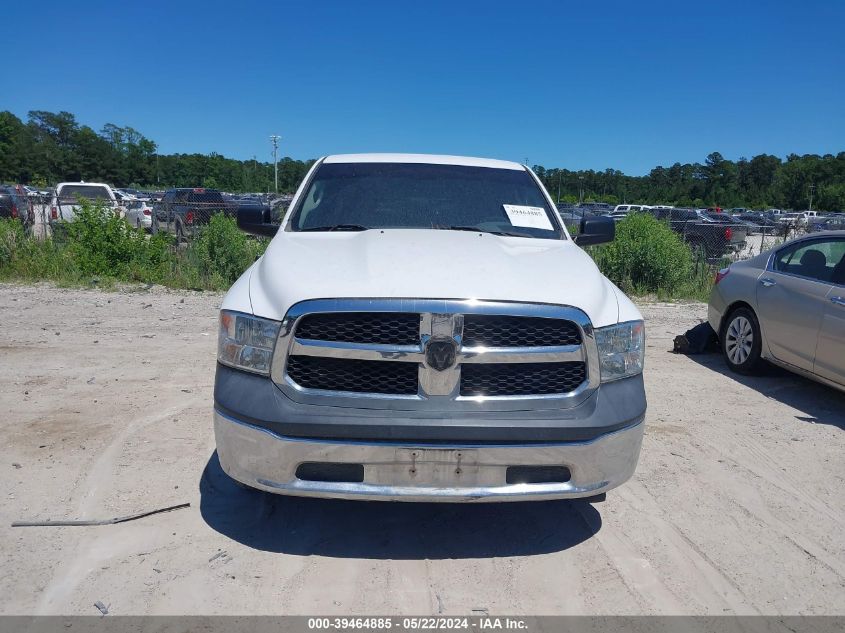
[722,307,762,374]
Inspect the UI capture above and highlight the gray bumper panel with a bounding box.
[213,364,646,443]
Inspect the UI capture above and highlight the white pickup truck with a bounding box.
[214,154,646,502]
[50,182,122,223]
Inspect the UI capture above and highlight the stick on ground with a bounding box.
[11,502,190,527]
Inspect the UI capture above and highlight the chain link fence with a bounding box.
[151,189,291,242]
[557,204,835,264]
[7,188,292,244]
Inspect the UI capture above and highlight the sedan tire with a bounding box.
[722,307,763,374]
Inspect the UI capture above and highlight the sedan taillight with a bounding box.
[51,206,58,220]
[724,227,733,241]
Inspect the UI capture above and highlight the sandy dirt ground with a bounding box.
[0,283,843,616]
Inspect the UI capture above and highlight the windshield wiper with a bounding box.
[299,224,369,232]
[444,225,531,238]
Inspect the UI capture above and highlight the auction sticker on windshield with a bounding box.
[503,204,554,230]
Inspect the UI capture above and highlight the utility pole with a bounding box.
[557,170,562,203]
[808,183,815,211]
[270,135,281,193]
[578,175,584,205]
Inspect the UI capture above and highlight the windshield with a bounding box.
[287,162,563,239]
[59,185,112,200]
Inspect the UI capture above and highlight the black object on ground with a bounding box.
[11,502,190,527]
[673,321,718,354]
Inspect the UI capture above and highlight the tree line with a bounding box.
[0,110,313,193]
[535,151,845,211]
[1,110,843,210]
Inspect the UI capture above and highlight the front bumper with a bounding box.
[214,409,644,502]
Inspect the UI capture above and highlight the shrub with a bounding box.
[64,199,170,278]
[590,213,694,294]
[0,218,25,266]
[185,213,267,286]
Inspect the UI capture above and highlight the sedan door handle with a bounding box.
[831,296,845,307]
[760,278,777,287]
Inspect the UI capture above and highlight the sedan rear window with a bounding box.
[288,162,562,239]
[58,185,112,200]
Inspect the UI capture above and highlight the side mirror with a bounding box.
[237,206,279,237]
[574,216,615,246]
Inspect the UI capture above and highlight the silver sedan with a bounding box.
[708,231,845,392]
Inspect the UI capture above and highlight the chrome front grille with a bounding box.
[271,299,600,412]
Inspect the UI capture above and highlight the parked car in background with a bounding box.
[775,212,802,227]
[22,185,50,197]
[125,198,154,230]
[708,232,845,391]
[612,204,644,215]
[0,185,32,226]
[112,189,136,206]
[556,206,595,228]
[649,207,748,258]
[608,211,632,222]
[576,202,613,215]
[731,213,781,235]
[49,182,121,223]
[809,216,845,233]
[155,187,274,241]
[155,187,233,241]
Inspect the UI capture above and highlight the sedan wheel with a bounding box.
[722,307,762,374]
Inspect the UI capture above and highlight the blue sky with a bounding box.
[5,0,844,175]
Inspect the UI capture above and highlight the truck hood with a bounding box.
[246,229,622,327]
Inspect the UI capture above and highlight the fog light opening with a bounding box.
[295,462,365,483]
[506,465,571,485]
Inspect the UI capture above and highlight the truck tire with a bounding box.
[722,307,763,374]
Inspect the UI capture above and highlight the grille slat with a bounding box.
[460,362,586,397]
[462,315,581,348]
[295,312,419,345]
[287,356,418,395]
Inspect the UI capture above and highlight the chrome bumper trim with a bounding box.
[213,409,644,502]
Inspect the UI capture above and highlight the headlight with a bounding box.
[218,310,281,375]
[595,320,645,382]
